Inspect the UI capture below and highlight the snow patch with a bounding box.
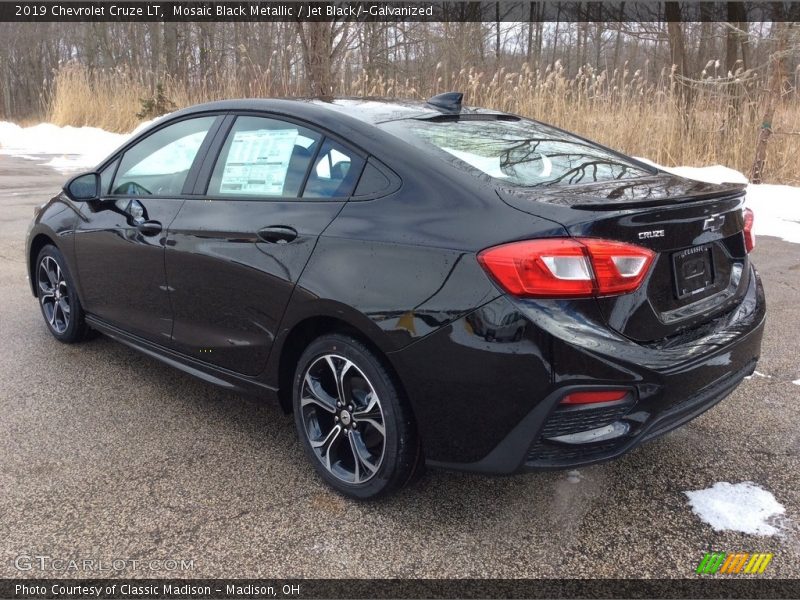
[634,158,748,185]
[792,379,800,386]
[0,119,158,173]
[743,184,800,245]
[566,470,583,484]
[662,163,749,185]
[635,159,800,245]
[684,482,786,536]
[745,370,771,380]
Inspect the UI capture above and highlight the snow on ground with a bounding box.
[684,482,786,536]
[793,379,800,386]
[637,158,800,245]
[744,370,771,380]
[0,119,157,173]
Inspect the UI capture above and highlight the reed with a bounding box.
[45,62,800,184]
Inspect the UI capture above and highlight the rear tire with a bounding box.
[35,245,89,343]
[292,334,423,499]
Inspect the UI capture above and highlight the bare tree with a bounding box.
[665,3,693,123]
[750,23,791,184]
[726,3,749,74]
[296,21,350,96]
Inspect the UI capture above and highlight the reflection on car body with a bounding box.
[26,93,764,498]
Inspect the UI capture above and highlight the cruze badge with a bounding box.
[703,215,726,232]
[638,230,665,240]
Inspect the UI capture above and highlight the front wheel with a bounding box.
[293,334,423,499]
[35,245,89,343]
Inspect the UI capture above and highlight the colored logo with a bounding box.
[696,552,773,575]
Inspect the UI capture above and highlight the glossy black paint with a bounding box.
[165,198,345,375]
[26,98,766,473]
[74,197,184,343]
[499,180,751,342]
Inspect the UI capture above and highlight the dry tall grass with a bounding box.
[46,62,800,184]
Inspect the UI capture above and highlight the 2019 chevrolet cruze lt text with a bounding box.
[27,93,765,498]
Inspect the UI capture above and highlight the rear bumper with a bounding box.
[522,354,758,470]
[395,264,765,474]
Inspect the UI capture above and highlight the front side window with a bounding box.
[99,158,119,195]
[208,116,321,198]
[112,116,217,196]
[380,117,653,187]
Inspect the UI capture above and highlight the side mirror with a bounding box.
[64,172,100,202]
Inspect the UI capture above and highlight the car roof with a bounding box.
[167,97,509,125]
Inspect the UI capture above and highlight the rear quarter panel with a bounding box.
[278,157,568,354]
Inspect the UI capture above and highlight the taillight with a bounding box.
[477,238,655,298]
[743,207,755,253]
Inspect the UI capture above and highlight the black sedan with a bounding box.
[26,93,765,498]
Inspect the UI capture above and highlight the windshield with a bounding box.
[379,117,653,187]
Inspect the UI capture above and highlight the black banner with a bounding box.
[1,1,799,22]
[3,579,800,599]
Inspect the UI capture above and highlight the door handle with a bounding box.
[257,226,298,244]
[136,220,163,236]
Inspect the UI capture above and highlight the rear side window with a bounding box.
[353,160,392,197]
[112,117,216,196]
[208,116,321,198]
[379,117,652,187]
[302,139,365,199]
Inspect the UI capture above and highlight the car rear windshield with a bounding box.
[379,117,653,187]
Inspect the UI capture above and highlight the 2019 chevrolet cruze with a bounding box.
[27,93,765,498]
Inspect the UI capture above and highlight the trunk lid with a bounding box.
[498,174,750,343]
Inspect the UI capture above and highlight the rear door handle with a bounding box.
[136,220,163,236]
[257,226,298,244]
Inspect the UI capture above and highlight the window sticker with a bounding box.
[219,129,298,195]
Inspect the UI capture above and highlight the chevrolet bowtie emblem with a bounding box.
[703,215,726,232]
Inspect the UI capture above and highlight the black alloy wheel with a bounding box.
[293,334,422,499]
[36,245,89,343]
[38,254,70,334]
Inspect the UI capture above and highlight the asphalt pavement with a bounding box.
[0,154,798,579]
